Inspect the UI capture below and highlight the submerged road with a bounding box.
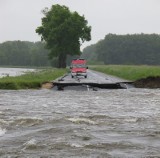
[53,70,133,90]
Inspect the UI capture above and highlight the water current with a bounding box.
[0,88,160,158]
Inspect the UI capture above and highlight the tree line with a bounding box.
[0,41,50,67]
[1,34,160,67]
[0,40,78,67]
[82,34,160,65]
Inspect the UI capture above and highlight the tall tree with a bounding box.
[36,4,91,68]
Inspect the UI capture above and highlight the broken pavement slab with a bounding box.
[52,70,133,90]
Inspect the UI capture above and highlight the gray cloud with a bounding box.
[0,0,160,49]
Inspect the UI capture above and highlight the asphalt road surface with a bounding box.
[55,69,129,84]
[53,70,132,90]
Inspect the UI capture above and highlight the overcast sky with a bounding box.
[0,0,160,49]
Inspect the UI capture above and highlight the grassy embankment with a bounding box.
[0,69,67,90]
[90,65,160,81]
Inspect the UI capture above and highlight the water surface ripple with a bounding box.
[0,89,160,157]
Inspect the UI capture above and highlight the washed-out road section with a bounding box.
[53,70,133,90]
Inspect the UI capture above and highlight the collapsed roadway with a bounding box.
[52,70,133,91]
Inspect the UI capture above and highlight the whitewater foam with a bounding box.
[0,128,6,136]
[12,117,43,126]
[23,138,37,149]
[67,117,96,125]
[0,119,8,125]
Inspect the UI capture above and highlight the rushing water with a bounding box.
[0,88,160,158]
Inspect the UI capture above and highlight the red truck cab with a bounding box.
[70,59,88,78]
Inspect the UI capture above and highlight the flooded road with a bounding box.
[53,70,132,90]
[0,88,160,157]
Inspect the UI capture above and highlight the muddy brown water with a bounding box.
[0,88,160,158]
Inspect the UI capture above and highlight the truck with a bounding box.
[70,59,88,78]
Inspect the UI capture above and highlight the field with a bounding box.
[0,68,67,89]
[90,65,160,81]
[0,65,160,89]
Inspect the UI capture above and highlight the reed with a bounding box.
[0,69,67,89]
[90,65,160,81]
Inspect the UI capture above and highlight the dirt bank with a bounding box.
[134,76,160,88]
[41,82,54,89]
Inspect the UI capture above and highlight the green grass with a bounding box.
[0,68,67,89]
[90,65,160,81]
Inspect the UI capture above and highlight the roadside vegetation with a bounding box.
[0,69,67,90]
[90,65,160,81]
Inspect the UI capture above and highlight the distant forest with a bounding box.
[0,34,160,67]
[82,34,160,65]
[0,41,76,67]
[0,41,50,67]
